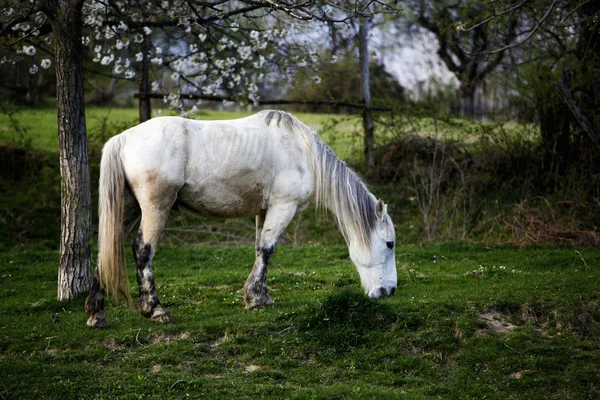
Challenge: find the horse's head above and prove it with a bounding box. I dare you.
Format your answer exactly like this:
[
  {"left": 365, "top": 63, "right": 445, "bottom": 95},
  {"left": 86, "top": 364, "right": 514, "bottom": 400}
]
[{"left": 349, "top": 199, "right": 397, "bottom": 299}]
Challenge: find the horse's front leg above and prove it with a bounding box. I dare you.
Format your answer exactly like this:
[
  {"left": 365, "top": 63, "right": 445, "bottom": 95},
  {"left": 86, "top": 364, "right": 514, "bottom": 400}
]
[{"left": 244, "top": 202, "right": 297, "bottom": 310}]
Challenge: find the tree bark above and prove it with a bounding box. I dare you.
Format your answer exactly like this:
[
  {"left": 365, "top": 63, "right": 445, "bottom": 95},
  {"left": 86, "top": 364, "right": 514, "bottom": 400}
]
[
  {"left": 139, "top": 34, "right": 152, "bottom": 123},
  {"left": 48, "top": 0, "right": 93, "bottom": 301},
  {"left": 358, "top": 17, "right": 375, "bottom": 170}
]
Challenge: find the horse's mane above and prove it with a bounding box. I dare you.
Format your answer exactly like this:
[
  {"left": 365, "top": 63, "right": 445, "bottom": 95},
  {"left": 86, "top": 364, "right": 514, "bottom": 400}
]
[{"left": 261, "top": 110, "right": 376, "bottom": 250}]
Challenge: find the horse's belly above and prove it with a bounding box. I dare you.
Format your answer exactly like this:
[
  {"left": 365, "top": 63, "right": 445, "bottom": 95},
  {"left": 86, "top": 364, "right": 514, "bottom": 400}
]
[{"left": 176, "top": 181, "right": 264, "bottom": 218}]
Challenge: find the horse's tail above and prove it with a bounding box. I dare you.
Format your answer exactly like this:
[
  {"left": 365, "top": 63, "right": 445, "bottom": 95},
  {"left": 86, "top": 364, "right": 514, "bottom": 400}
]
[{"left": 97, "top": 135, "right": 132, "bottom": 307}]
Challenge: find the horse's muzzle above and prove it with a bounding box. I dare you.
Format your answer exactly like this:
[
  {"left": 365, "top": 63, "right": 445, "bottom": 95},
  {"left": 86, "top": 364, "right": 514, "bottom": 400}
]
[{"left": 368, "top": 286, "right": 396, "bottom": 299}]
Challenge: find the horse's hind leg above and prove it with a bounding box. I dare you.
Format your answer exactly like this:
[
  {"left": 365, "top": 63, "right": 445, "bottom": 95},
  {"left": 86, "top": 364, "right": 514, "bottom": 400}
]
[
  {"left": 244, "top": 202, "right": 297, "bottom": 310},
  {"left": 134, "top": 186, "right": 180, "bottom": 323},
  {"left": 86, "top": 188, "right": 140, "bottom": 329},
  {"left": 85, "top": 272, "right": 110, "bottom": 329}
]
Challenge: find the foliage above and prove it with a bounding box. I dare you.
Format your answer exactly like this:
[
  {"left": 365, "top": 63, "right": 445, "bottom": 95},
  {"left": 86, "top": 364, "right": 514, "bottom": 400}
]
[
  {"left": 1, "top": 244, "right": 600, "bottom": 398},
  {"left": 287, "top": 53, "right": 404, "bottom": 113},
  {"left": 371, "top": 104, "right": 599, "bottom": 244}
]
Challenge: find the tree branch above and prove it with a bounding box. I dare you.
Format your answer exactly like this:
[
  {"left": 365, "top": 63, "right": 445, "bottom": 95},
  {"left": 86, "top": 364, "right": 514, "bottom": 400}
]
[
  {"left": 465, "top": 0, "right": 559, "bottom": 56},
  {"left": 0, "top": 0, "right": 47, "bottom": 38},
  {"left": 555, "top": 74, "right": 600, "bottom": 150},
  {"left": 459, "top": 0, "right": 527, "bottom": 33}
]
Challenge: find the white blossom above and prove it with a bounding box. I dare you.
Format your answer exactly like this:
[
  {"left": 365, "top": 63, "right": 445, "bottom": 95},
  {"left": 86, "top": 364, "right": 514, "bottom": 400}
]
[
  {"left": 143, "top": 26, "right": 152, "bottom": 35},
  {"left": 40, "top": 59, "right": 52, "bottom": 69},
  {"left": 34, "top": 13, "right": 45, "bottom": 25},
  {"left": 124, "top": 69, "right": 136, "bottom": 79},
  {"left": 22, "top": 45, "right": 36, "bottom": 56},
  {"left": 237, "top": 46, "right": 252, "bottom": 60},
  {"left": 198, "top": 33, "right": 207, "bottom": 42},
  {"left": 100, "top": 54, "right": 114, "bottom": 65},
  {"left": 150, "top": 57, "right": 163, "bottom": 65},
  {"left": 253, "top": 55, "right": 265, "bottom": 69},
  {"left": 171, "top": 72, "right": 180, "bottom": 80},
  {"left": 135, "top": 52, "right": 144, "bottom": 62},
  {"left": 104, "top": 26, "right": 116, "bottom": 40},
  {"left": 29, "top": 64, "right": 38, "bottom": 74}
]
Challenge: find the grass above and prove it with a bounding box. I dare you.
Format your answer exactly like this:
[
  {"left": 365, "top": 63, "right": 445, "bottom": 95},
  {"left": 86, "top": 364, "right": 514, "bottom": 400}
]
[{"left": 1, "top": 243, "right": 599, "bottom": 399}]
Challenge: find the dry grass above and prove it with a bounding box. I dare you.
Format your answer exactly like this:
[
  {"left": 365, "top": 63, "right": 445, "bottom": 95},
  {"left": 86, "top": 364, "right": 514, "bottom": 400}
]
[{"left": 501, "top": 199, "right": 599, "bottom": 247}]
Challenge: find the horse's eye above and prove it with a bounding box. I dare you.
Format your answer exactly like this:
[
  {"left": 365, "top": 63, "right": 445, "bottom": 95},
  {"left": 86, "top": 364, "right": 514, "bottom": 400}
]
[{"left": 386, "top": 241, "right": 394, "bottom": 249}]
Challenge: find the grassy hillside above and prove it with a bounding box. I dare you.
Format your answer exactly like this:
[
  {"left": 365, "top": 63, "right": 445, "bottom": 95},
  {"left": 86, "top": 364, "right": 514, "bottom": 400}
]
[{"left": 1, "top": 243, "right": 599, "bottom": 399}]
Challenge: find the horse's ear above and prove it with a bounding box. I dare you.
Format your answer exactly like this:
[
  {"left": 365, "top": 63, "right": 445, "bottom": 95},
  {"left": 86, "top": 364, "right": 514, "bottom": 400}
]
[{"left": 375, "top": 199, "right": 387, "bottom": 222}]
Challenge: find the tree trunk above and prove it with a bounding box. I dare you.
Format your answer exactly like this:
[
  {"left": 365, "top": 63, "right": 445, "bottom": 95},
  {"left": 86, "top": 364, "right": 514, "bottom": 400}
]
[
  {"left": 458, "top": 82, "right": 476, "bottom": 119},
  {"left": 48, "top": 0, "right": 93, "bottom": 301},
  {"left": 358, "top": 17, "right": 375, "bottom": 170},
  {"left": 139, "top": 34, "right": 152, "bottom": 123}
]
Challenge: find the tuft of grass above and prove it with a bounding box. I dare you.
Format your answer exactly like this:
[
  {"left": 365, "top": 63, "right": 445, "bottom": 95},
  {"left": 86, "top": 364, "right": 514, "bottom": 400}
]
[{"left": 300, "top": 288, "right": 397, "bottom": 352}]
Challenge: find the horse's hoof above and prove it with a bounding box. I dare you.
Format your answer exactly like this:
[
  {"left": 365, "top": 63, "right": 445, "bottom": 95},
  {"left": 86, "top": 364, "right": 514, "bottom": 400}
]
[
  {"left": 87, "top": 315, "right": 110, "bottom": 329},
  {"left": 151, "top": 306, "right": 173, "bottom": 323},
  {"left": 244, "top": 294, "right": 274, "bottom": 310}
]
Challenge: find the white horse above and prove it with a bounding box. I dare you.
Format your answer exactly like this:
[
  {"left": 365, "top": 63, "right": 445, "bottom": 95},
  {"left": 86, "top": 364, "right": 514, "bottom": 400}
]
[{"left": 85, "top": 110, "right": 397, "bottom": 328}]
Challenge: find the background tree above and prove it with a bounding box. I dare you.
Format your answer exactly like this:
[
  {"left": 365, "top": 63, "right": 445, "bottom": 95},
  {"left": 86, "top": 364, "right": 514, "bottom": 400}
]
[
  {"left": 402, "top": 0, "right": 519, "bottom": 117},
  {"left": 459, "top": 0, "right": 599, "bottom": 183}
]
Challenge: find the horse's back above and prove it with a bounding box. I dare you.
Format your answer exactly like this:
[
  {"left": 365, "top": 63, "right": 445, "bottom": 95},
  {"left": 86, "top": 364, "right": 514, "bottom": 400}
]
[{"left": 116, "top": 113, "right": 315, "bottom": 218}]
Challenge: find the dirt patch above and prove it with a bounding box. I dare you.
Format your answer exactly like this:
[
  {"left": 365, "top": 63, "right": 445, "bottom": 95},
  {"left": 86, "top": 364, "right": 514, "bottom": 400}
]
[
  {"left": 151, "top": 331, "right": 191, "bottom": 344},
  {"left": 478, "top": 310, "right": 518, "bottom": 334},
  {"left": 244, "top": 364, "right": 261, "bottom": 373},
  {"left": 149, "top": 364, "right": 162, "bottom": 373},
  {"left": 103, "top": 338, "right": 124, "bottom": 350}
]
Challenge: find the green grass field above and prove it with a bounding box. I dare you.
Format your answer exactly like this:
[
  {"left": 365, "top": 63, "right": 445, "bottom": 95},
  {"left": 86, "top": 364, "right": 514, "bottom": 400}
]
[{"left": 1, "top": 243, "right": 599, "bottom": 399}]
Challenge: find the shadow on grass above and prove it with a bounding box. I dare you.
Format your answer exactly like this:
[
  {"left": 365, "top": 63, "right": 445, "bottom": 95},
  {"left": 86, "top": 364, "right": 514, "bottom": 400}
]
[{"left": 299, "top": 288, "right": 398, "bottom": 352}]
